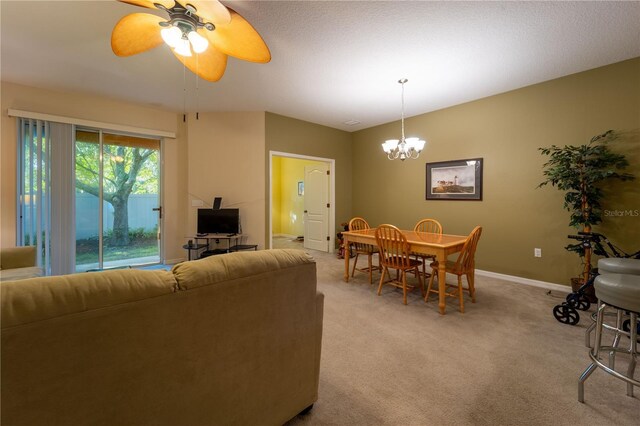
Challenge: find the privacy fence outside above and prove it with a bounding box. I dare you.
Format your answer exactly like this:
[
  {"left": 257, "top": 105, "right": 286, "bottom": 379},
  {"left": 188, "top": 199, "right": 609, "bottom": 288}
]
[{"left": 22, "top": 193, "right": 158, "bottom": 239}]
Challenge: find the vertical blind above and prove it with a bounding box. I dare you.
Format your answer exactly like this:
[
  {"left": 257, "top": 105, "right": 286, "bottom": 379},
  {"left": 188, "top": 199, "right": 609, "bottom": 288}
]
[
  {"left": 17, "top": 118, "right": 75, "bottom": 275},
  {"left": 17, "top": 119, "right": 50, "bottom": 272}
]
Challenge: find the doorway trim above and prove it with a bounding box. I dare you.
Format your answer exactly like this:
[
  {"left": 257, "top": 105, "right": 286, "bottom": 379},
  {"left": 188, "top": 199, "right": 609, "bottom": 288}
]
[{"left": 268, "top": 151, "right": 335, "bottom": 253}]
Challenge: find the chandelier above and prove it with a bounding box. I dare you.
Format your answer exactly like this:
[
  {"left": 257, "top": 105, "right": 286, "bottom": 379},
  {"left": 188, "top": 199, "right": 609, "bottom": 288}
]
[{"left": 381, "top": 79, "right": 426, "bottom": 161}]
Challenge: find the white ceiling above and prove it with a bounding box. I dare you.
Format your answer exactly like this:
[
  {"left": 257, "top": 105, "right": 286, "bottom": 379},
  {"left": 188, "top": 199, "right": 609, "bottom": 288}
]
[{"left": 1, "top": 1, "right": 639, "bottom": 132}]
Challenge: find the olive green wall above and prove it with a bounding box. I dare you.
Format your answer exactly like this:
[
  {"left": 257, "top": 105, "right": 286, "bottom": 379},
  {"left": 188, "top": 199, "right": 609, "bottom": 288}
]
[
  {"left": 265, "top": 113, "right": 352, "bottom": 247},
  {"left": 351, "top": 58, "right": 640, "bottom": 285}
]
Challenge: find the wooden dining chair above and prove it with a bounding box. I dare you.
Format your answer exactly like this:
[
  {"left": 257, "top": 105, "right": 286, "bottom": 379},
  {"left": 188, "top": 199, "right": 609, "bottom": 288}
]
[
  {"left": 412, "top": 218, "right": 443, "bottom": 282},
  {"left": 348, "top": 217, "right": 381, "bottom": 284},
  {"left": 375, "top": 224, "right": 423, "bottom": 305},
  {"left": 424, "top": 226, "right": 482, "bottom": 313}
]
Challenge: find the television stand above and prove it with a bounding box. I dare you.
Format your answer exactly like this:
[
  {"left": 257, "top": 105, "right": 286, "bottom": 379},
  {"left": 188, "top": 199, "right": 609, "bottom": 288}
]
[
  {"left": 194, "top": 233, "right": 242, "bottom": 255},
  {"left": 186, "top": 234, "right": 259, "bottom": 259},
  {"left": 182, "top": 243, "right": 209, "bottom": 261}
]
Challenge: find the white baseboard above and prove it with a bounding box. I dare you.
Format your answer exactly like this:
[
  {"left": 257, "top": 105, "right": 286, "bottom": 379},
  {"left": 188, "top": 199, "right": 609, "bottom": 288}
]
[{"left": 475, "top": 269, "right": 569, "bottom": 292}]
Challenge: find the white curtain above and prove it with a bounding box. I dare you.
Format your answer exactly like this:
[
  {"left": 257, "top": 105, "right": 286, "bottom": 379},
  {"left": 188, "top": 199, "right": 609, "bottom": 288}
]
[{"left": 17, "top": 119, "right": 75, "bottom": 275}]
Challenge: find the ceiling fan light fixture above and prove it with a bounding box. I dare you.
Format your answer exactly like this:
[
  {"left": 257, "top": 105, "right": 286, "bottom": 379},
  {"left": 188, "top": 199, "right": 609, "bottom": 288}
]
[
  {"left": 187, "top": 30, "right": 209, "bottom": 53},
  {"left": 174, "top": 38, "right": 193, "bottom": 57},
  {"left": 161, "top": 26, "right": 182, "bottom": 48},
  {"left": 112, "top": 0, "right": 271, "bottom": 81}
]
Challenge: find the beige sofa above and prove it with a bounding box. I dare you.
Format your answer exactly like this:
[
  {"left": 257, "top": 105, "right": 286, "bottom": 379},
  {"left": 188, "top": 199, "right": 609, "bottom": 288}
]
[
  {"left": 0, "top": 246, "right": 43, "bottom": 281},
  {"left": 1, "top": 249, "right": 324, "bottom": 426}
]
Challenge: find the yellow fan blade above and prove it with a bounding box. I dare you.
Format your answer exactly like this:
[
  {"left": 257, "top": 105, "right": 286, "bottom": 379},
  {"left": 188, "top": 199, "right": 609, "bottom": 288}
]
[
  {"left": 176, "top": 0, "right": 231, "bottom": 25},
  {"left": 204, "top": 8, "right": 271, "bottom": 63},
  {"left": 171, "top": 45, "right": 228, "bottom": 82},
  {"left": 118, "top": 0, "right": 175, "bottom": 9},
  {"left": 111, "top": 13, "right": 164, "bottom": 57}
]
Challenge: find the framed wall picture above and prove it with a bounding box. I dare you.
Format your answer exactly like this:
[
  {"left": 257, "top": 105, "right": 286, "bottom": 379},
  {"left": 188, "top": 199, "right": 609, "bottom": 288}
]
[
  {"left": 425, "top": 158, "right": 483, "bottom": 200},
  {"left": 298, "top": 181, "right": 304, "bottom": 196}
]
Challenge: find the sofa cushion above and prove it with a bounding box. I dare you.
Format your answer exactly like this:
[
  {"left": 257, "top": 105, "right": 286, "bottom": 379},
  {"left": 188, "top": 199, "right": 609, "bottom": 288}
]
[
  {"left": 0, "top": 266, "right": 44, "bottom": 282},
  {"left": 0, "top": 246, "right": 37, "bottom": 269},
  {"left": 1, "top": 269, "right": 178, "bottom": 328},
  {"left": 171, "top": 248, "right": 315, "bottom": 290}
]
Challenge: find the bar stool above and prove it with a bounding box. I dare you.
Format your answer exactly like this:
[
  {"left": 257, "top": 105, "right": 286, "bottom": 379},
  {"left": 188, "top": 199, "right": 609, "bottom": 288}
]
[
  {"left": 578, "top": 269, "right": 640, "bottom": 402},
  {"left": 584, "top": 258, "right": 640, "bottom": 347},
  {"left": 597, "top": 258, "right": 640, "bottom": 275}
]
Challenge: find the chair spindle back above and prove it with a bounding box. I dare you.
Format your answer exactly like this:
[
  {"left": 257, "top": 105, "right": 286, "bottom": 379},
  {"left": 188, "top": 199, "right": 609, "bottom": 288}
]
[
  {"left": 454, "top": 226, "right": 483, "bottom": 273},
  {"left": 349, "top": 217, "right": 374, "bottom": 253},
  {"left": 375, "top": 224, "right": 413, "bottom": 269},
  {"left": 414, "top": 218, "right": 443, "bottom": 235}
]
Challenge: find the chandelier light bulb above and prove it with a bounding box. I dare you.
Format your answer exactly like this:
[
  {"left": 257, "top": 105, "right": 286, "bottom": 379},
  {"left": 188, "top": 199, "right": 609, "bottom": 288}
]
[
  {"left": 161, "top": 26, "right": 182, "bottom": 48},
  {"left": 187, "top": 30, "right": 209, "bottom": 53},
  {"left": 382, "top": 139, "right": 399, "bottom": 154},
  {"left": 405, "top": 137, "right": 418, "bottom": 149}
]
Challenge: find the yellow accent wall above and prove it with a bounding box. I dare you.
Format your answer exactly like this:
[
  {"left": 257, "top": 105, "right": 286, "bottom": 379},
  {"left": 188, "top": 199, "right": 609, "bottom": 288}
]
[
  {"left": 351, "top": 58, "right": 640, "bottom": 285},
  {"left": 272, "top": 157, "right": 326, "bottom": 237},
  {"left": 271, "top": 156, "right": 282, "bottom": 235}
]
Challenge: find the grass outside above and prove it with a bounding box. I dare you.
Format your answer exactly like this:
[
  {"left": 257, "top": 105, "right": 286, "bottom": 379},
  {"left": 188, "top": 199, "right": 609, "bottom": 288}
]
[{"left": 76, "top": 237, "right": 158, "bottom": 265}]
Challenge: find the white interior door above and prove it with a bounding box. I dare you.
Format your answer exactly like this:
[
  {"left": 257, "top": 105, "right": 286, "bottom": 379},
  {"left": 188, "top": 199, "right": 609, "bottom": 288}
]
[{"left": 303, "top": 164, "right": 329, "bottom": 252}]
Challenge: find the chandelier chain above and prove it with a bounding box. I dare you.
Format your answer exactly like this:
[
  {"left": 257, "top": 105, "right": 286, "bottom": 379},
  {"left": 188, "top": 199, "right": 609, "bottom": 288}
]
[{"left": 400, "top": 80, "right": 406, "bottom": 142}]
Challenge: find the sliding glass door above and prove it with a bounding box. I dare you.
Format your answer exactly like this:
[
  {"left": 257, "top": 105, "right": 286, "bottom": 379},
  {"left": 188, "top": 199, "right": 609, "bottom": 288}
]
[{"left": 75, "top": 129, "right": 161, "bottom": 271}]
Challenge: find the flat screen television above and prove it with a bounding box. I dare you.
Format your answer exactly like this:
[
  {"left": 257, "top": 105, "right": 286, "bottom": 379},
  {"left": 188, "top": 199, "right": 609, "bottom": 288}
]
[{"left": 197, "top": 208, "right": 240, "bottom": 234}]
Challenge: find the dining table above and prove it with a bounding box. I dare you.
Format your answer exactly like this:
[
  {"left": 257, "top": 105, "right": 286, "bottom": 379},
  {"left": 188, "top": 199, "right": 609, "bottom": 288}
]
[{"left": 341, "top": 228, "right": 469, "bottom": 315}]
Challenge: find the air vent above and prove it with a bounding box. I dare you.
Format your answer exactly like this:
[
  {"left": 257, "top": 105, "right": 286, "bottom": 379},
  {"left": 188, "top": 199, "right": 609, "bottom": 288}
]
[{"left": 343, "top": 120, "right": 361, "bottom": 126}]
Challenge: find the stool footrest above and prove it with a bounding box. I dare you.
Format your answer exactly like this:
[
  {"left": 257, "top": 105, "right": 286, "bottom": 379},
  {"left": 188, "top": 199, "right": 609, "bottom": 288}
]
[
  {"left": 578, "top": 301, "right": 638, "bottom": 402},
  {"left": 587, "top": 351, "right": 640, "bottom": 388}
]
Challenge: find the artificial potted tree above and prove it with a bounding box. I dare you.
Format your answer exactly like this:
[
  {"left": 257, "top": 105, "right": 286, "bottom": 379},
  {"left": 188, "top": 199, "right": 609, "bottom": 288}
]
[{"left": 538, "top": 130, "right": 635, "bottom": 289}]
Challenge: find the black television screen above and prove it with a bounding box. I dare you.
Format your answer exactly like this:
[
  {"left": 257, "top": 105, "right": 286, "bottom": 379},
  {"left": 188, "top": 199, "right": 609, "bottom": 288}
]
[{"left": 197, "top": 208, "right": 240, "bottom": 234}]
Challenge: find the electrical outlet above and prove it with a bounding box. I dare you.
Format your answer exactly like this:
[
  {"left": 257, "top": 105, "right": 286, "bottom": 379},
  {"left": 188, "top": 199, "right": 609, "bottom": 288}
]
[{"left": 534, "top": 248, "right": 542, "bottom": 258}]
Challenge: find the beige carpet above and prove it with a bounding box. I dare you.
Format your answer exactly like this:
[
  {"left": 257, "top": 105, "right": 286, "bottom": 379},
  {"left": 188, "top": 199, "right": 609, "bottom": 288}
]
[{"left": 286, "top": 249, "right": 639, "bottom": 426}]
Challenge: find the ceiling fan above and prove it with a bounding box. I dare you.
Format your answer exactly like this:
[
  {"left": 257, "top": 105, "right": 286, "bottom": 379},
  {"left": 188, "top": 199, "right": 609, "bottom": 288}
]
[{"left": 111, "top": 0, "right": 271, "bottom": 82}]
